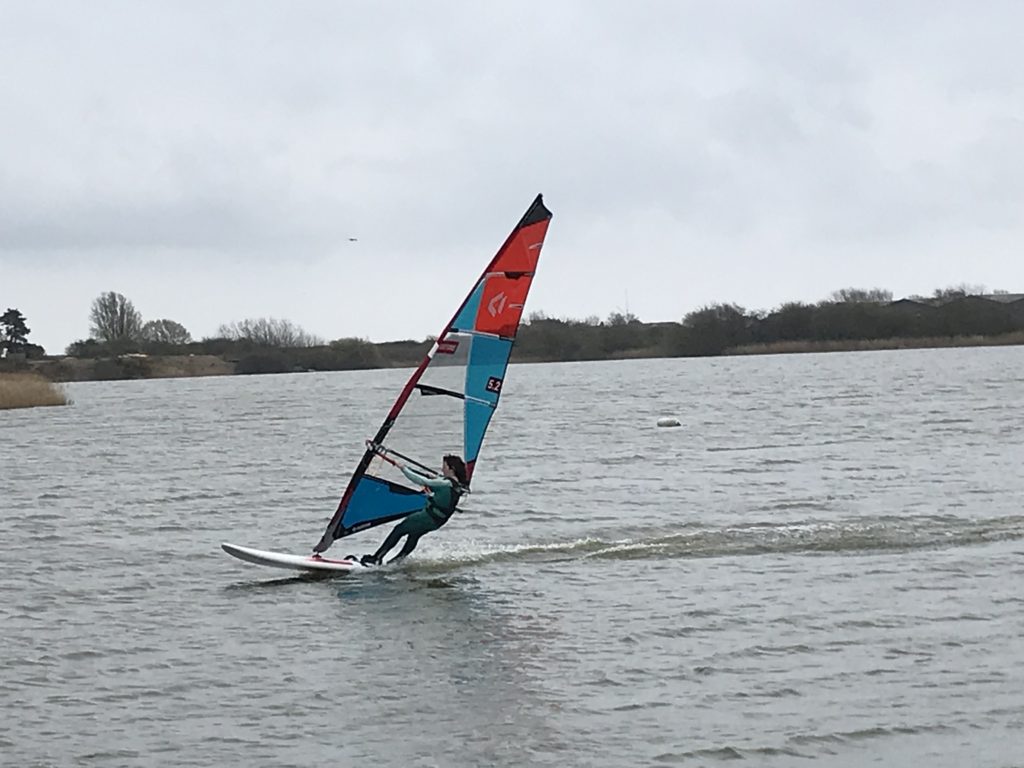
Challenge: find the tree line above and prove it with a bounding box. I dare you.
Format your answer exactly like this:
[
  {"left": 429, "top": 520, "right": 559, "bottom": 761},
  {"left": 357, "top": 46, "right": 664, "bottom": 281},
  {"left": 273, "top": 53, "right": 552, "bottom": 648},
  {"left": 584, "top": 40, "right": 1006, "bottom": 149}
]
[
  {"left": 56, "top": 292, "right": 383, "bottom": 373},
  {"left": 515, "top": 286, "right": 1024, "bottom": 361},
  {"left": 3, "top": 284, "right": 1022, "bottom": 372}
]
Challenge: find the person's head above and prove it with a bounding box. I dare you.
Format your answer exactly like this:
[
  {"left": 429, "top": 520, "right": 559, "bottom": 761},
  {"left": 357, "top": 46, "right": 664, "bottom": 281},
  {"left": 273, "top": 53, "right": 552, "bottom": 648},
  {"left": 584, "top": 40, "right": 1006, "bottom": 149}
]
[{"left": 442, "top": 454, "right": 468, "bottom": 486}]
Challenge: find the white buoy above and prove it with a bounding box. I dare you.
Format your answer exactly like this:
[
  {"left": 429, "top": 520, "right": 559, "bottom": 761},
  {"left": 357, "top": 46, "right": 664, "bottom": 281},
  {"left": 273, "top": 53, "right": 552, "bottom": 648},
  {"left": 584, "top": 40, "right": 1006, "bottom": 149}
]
[{"left": 657, "top": 417, "right": 681, "bottom": 428}]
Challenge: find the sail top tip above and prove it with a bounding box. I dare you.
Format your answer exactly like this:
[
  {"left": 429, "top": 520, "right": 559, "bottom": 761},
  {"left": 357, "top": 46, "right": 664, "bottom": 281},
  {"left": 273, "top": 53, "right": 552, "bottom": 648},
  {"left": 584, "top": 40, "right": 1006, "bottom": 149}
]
[{"left": 521, "top": 194, "right": 552, "bottom": 227}]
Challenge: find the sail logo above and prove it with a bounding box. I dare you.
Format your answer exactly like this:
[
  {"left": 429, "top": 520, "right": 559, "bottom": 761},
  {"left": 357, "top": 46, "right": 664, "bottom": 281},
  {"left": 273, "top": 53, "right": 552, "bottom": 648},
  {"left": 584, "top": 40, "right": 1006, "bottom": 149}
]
[
  {"left": 488, "top": 292, "right": 507, "bottom": 317},
  {"left": 486, "top": 376, "right": 503, "bottom": 393},
  {"left": 437, "top": 339, "right": 459, "bottom": 354}
]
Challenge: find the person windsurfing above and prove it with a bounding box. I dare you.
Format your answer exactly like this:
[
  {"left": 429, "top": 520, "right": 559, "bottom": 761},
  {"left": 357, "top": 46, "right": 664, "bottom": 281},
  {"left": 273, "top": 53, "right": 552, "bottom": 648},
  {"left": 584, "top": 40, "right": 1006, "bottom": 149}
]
[{"left": 359, "top": 448, "right": 468, "bottom": 566}]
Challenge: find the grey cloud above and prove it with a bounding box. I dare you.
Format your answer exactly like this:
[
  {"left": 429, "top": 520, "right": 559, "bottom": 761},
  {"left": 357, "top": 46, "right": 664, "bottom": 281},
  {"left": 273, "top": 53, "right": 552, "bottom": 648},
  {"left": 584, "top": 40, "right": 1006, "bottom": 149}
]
[{"left": 3, "top": 0, "right": 1024, "bottom": 353}]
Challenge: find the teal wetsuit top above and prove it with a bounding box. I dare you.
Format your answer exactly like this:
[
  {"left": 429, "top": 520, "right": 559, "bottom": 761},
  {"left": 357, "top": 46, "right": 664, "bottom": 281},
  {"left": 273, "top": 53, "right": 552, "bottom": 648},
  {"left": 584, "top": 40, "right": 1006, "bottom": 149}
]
[{"left": 401, "top": 466, "right": 461, "bottom": 521}]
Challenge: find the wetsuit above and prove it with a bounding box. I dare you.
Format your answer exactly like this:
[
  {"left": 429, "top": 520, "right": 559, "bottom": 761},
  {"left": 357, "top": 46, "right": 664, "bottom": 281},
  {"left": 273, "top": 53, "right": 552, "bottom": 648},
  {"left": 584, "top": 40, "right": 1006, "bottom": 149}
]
[{"left": 368, "top": 466, "right": 461, "bottom": 563}]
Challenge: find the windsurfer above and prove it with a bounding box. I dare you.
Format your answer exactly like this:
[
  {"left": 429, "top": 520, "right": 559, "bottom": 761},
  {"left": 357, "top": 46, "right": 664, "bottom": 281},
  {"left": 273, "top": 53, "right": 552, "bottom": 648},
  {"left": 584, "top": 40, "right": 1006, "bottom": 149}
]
[{"left": 360, "top": 453, "right": 468, "bottom": 566}]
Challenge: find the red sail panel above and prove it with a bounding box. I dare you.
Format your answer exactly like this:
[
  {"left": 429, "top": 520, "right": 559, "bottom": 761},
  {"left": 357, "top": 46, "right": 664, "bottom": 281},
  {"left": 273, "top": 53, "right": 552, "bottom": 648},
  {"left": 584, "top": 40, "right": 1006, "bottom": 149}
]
[
  {"left": 491, "top": 219, "right": 550, "bottom": 273},
  {"left": 474, "top": 273, "right": 534, "bottom": 338}
]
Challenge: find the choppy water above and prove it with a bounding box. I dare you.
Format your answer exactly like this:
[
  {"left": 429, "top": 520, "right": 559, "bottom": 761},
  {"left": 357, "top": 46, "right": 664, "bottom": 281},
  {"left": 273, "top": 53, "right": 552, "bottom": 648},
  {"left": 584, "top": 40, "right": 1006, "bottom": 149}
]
[{"left": 3, "top": 348, "right": 1024, "bottom": 767}]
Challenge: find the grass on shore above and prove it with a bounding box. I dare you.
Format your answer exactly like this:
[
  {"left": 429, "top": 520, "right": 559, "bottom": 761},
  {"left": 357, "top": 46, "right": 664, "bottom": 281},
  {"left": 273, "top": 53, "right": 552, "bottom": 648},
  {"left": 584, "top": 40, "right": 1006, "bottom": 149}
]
[
  {"left": 727, "top": 331, "right": 1024, "bottom": 356},
  {"left": 0, "top": 372, "right": 71, "bottom": 410}
]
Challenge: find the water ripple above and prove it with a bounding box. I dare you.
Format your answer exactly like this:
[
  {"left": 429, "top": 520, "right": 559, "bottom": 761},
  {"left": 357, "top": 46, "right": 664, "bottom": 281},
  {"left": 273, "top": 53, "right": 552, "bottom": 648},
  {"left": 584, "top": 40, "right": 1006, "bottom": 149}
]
[{"left": 3, "top": 352, "right": 1024, "bottom": 767}]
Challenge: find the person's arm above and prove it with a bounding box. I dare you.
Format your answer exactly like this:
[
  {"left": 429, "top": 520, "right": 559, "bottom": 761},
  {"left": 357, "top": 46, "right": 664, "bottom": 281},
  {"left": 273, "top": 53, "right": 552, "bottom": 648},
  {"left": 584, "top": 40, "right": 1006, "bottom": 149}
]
[{"left": 400, "top": 465, "right": 450, "bottom": 490}]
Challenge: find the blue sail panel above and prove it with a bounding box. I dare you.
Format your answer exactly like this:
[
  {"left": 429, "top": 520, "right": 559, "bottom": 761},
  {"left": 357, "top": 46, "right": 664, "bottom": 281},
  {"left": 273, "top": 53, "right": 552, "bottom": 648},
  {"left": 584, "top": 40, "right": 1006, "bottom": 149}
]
[
  {"left": 452, "top": 280, "right": 486, "bottom": 332},
  {"left": 340, "top": 475, "right": 425, "bottom": 533},
  {"left": 465, "top": 400, "right": 496, "bottom": 464},
  {"left": 463, "top": 334, "right": 513, "bottom": 462},
  {"left": 465, "top": 334, "right": 512, "bottom": 404}
]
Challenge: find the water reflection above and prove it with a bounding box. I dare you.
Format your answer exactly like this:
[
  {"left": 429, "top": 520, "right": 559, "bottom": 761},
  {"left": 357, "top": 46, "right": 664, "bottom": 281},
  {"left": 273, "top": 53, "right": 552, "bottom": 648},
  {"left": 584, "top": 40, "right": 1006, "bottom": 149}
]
[{"left": 327, "top": 569, "right": 570, "bottom": 766}]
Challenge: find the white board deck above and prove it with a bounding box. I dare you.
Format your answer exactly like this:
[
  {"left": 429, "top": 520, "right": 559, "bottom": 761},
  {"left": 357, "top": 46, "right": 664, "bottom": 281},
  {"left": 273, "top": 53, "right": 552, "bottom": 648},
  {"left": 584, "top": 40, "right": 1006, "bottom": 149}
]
[{"left": 221, "top": 542, "right": 364, "bottom": 573}]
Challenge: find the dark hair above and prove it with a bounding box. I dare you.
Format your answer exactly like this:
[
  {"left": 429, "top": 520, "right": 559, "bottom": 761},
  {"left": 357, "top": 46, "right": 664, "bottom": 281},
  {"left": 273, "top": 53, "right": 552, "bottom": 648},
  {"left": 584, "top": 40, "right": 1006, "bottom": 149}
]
[{"left": 443, "top": 454, "right": 468, "bottom": 486}]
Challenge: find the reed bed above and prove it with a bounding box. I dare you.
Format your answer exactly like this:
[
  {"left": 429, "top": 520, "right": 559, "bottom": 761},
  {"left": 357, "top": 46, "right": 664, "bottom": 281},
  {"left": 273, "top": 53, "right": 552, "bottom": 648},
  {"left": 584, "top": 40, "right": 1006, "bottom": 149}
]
[
  {"left": 727, "top": 332, "right": 1024, "bottom": 357},
  {"left": 0, "top": 372, "right": 71, "bottom": 410}
]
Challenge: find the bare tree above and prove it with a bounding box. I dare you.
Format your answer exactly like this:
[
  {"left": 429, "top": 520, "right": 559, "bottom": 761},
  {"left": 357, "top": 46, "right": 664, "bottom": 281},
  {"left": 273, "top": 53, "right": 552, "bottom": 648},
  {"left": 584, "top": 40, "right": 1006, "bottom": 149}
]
[
  {"left": 680, "top": 303, "right": 751, "bottom": 355},
  {"left": 606, "top": 310, "right": 640, "bottom": 326},
  {"left": 683, "top": 303, "right": 747, "bottom": 328},
  {"left": 89, "top": 292, "right": 143, "bottom": 343},
  {"left": 932, "top": 284, "right": 987, "bottom": 302},
  {"left": 141, "top": 319, "right": 192, "bottom": 344},
  {"left": 216, "top": 317, "right": 323, "bottom": 347},
  {"left": 828, "top": 287, "right": 893, "bottom": 304}
]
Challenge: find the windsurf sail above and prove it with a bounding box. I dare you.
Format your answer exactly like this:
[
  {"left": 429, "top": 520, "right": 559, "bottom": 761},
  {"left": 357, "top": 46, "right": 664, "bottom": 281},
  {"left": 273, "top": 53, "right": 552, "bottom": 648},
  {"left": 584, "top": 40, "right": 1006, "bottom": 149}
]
[{"left": 313, "top": 194, "right": 553, "bottom": 553}]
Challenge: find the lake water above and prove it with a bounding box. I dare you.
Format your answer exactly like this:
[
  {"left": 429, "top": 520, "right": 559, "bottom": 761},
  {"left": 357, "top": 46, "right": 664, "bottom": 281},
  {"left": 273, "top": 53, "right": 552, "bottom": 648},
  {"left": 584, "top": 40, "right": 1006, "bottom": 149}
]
[{"left": 2, "top": 348, "right": 1023, "bottom": 767}]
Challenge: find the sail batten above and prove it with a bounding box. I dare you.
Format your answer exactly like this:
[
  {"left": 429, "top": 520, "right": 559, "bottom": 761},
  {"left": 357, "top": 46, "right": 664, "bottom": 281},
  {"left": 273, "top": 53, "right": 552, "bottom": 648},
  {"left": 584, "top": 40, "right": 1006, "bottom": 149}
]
[{"left": 313, "top": 195, "right": 552, "bottom": 553}]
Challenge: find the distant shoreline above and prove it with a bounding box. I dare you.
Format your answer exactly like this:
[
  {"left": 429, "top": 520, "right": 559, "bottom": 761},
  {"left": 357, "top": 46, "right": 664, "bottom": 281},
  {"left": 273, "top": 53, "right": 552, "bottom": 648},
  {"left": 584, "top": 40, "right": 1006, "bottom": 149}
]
[
  {"left": 726, "top": 331, "right": 1024, "bottom": 356},
  {"left": 4, "top": 331, "right": 1022, "bottom": 384}
]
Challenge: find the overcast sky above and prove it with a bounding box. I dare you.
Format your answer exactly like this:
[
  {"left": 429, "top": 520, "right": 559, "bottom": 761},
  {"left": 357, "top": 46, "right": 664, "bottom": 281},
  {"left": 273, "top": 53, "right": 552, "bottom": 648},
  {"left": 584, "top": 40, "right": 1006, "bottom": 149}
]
[{"left": 2, "top": 1, "right": 1023, "bottom": 353}]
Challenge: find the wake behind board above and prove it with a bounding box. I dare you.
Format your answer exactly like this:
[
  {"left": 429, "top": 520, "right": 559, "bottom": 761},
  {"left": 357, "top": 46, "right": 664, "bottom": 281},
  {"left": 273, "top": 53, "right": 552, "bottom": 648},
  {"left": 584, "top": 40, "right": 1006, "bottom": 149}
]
[{"left": 221, "top": 542, "right": 366, "bottom": 573}]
